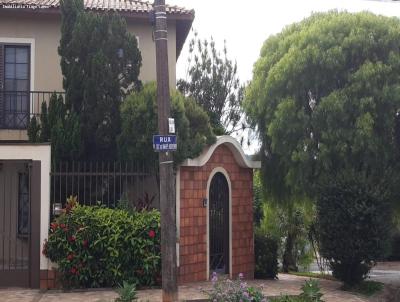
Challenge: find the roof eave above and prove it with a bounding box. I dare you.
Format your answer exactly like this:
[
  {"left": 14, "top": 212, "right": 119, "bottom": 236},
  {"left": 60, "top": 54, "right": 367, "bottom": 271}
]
[
  {"left": 0, "top": 6, "right": 194, "bottom": 60},
  {"left": 175, "top": 12, "right": 194, "bottom": 60}
]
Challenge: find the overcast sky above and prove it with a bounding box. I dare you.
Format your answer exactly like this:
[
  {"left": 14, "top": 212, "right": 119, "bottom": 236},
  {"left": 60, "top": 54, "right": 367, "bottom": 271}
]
[{"left": 173, "top": 0, "right": 400, "bottom": 83}]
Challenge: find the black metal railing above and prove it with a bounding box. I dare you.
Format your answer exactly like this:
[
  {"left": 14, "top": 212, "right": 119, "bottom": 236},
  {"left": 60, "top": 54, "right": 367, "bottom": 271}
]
[
  {"left": 0, "top": 91, "right": 65, "bottom": 130},
  {"left": 50, "top": 161, "right": 160, "bottom": 210}
]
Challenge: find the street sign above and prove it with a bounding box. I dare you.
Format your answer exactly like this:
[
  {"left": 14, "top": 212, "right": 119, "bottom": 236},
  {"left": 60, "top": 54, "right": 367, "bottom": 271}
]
[{"left": 153, "top": 135, "right": 177, "bottom": 152}]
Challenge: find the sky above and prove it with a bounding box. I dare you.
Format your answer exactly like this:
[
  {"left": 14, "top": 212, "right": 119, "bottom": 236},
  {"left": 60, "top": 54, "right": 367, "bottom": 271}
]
[
  {"left": 171, "top": 0, "right": 400, "bottom": 153},
  {"left": 173, "top": 0, "right": 400, "bottom": 82}
]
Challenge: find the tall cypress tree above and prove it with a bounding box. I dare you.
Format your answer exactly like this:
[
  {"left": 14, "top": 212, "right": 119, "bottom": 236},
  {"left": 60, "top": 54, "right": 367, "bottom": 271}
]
[
  {"left": 59, "top": 0, "right": 142, "bottom": 159},
  {"left": 59, "top": 0, "right": 84, "bottom": 113}
]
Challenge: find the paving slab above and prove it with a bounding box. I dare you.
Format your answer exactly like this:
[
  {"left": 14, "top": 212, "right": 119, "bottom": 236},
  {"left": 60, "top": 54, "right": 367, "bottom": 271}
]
[{"left": 0, "top": 274, "right": 374, "bottom": 302}]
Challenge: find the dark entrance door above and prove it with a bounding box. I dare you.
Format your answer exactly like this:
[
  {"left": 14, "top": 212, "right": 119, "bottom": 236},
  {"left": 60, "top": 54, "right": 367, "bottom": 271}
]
[
  {"left": 0, "top": 161, "right": 31, "bottom": 287},
  {"left": 209, "top": 172, "right": 229, "bottom": 274}
]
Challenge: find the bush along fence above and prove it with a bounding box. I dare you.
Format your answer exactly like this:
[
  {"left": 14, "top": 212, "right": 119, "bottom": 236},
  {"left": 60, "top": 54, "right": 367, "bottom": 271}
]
[
  {"left": 50, "top": 160, "right": 159, "bottom": 212},
  {"left": 43, "top": 197, "right": 161, "bottom": 289}
]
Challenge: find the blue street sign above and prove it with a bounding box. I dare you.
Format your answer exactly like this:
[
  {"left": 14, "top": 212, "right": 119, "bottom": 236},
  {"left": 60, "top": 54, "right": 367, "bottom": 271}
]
[{"left": 153, "top": 135, "right": 177, "bottom": 152}]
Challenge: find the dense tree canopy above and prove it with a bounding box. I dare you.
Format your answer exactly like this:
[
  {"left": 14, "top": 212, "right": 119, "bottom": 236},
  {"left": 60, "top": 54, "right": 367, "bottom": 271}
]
[
  {"left": 118, "top": 83, "right": 216, "bottom": 166},
  {"left": 178, "top": 32, "right": 245, "bottom": 137},
  {"left": 59, "top": 0, "right": 142, "bottom": 159},
  {"left": 245, "top": 11, "right": 400, "bottom": 201}
]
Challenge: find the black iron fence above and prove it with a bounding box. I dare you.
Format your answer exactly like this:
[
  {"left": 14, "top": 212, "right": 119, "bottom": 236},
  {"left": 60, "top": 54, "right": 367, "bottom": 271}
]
[
  {"left": 50, "top": 161, "right": 159, "bottom": 210},
  {"left": 0, "top": 91, "right": 65, "bottom": 129}
]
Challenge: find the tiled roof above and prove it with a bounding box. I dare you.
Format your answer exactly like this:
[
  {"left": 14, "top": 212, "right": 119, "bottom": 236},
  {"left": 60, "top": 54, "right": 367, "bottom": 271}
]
[{"left": 0, "top": 0, "right": 193, "bottom": 16}]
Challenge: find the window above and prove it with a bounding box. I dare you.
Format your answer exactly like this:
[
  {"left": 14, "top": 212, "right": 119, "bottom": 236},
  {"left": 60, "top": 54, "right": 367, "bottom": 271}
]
[
  {"left": 5, "top": 46, "right": 30, "bottom": 92},
  {"left": 18, "top": 171, "right": 30, "bottom": 236},
  {"left": 1, "top": 44, "right": 30, "bottom": 128}
]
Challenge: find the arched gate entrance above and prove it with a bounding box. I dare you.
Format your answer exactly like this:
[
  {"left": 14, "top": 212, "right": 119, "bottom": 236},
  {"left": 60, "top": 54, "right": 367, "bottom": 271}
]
[{"left": 209, "top": 172, "right": 229, "bottom": 274}]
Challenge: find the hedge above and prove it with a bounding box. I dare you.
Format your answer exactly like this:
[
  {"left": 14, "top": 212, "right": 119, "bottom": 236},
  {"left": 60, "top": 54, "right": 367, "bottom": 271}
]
[{"left": 43, "top": 198, "right": 161, "bottom": 288}]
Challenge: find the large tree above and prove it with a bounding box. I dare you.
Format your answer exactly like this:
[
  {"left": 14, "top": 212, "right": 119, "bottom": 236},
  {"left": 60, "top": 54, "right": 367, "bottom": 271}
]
[
  {"left": 245, "top": 11, "right": 400, "bottom": 276},
  {"left": 178, "top": 32, "right": 245, "bottom": 138},
  {"left": 245, "top": 11, "right": 400, "bottom": 202},
  {"left": 117, "top": 82, "right": 216, "bottom": 166},
  {"left": 59, "top": 0, "right": 142, "bottom": 160}
]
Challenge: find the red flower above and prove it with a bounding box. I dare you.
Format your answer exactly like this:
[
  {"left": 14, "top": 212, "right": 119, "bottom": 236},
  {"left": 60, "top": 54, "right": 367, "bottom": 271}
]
[
  {"left": 148, "top": 230, "right": 156, "bottom": 238},
  {"left": 67, "top": 253, "right": 74, "bottom": 261},
  {"left": 82, "top": 239, "right": 89, "bottom": 248},
  {"left": 60, "top": 223, "right": 66, "bottom": 229},
  {"left": 50, "top": 223, "right": 58, "bottom": 231},
  {"left": 70, "top": 267, "right": 77, "bottom": 275},
  {"left": 68, "top": 236, "right": 76, "bottom": 243}
]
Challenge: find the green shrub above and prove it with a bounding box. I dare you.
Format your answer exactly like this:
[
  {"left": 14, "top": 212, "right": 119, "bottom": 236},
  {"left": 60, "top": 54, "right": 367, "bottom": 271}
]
[
  {"left": 271, "top": 279, "right": 324, "bottom": 302},
  {"left": 115, "top": 281, "right": 138, "bottom": 302},
  {"left": 254, "top": 231, "right": 279, "bottom": 279},
  {"left": 43, "top": 198, "right": 160, "bottom": 288},
  {"left": 317, "top": 175, "right": 391, "bottom": 287},
  {"left": 253, "top": 171, "right": 264, "bottom": 227},
  {"left": 300, "top": 279, "right": 323, "bottom": 302},
  {"left": 28, "top": 93, "right": 81, "bottom": 160},
  {"left": 27, "top": 115, "right": 40, "bottom": 142}
]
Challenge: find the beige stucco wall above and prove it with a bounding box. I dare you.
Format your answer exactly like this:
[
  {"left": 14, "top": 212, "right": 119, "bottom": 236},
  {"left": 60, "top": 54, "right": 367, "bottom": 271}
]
[
  {"left": 0, "top": 11, "right": 177, "bottom": 90},
  {"left": 127, "top": 19, "right": 177, "bottom": 88},
  {"left": 0, "top": 10, "right": 177, "bottom": 141}
]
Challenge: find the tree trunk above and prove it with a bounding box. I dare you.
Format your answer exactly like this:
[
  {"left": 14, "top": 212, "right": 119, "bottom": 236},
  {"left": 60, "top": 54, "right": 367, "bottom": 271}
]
[{"left": 282, "top": 232, "right": 298, "bottom": 273}]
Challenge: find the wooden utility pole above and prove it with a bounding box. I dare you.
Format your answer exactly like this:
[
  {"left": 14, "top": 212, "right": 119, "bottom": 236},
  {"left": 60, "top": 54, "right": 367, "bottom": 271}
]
[{"left": 154, "top": 1, "right": 178, "bottom": 301}]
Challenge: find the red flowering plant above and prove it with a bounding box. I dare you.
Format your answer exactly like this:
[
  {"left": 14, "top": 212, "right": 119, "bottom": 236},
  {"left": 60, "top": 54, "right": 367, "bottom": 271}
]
[
  {"left": 148, "top": 230, "right": 156, "bottom": 238},
  {"left": 44, "top": 196, "right": 161, "bottom": 289}
]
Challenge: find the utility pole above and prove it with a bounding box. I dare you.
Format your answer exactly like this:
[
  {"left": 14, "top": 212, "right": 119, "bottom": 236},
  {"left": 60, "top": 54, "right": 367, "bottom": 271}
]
[{"left": 153, "top": 1, "right": 178, "bottom": 301}]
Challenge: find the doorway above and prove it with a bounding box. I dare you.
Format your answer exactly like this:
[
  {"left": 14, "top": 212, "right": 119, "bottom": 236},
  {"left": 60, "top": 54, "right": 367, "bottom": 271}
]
[
  {"left": 0, "top": 161, "right": 32, "bottom": 287},
  {"left": 209, "top": 172, "right": 230, "bottom": 275}
]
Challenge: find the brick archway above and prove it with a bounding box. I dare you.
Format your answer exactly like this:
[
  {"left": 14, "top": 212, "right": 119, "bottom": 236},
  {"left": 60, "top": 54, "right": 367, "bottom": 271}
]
[{"left": 177, "top": 136, "right": 260, "bottom": 284}]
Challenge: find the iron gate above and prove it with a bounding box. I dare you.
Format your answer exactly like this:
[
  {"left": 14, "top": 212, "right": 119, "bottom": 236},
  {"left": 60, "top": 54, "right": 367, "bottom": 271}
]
[
  {"left": 0, "top": 161, "right": 31, "bottom": 287},
  {"left": 209, "top": 172, "right": 229, "bottom": 274}
]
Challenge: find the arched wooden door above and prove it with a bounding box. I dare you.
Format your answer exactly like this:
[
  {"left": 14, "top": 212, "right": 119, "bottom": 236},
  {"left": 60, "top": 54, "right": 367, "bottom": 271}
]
[{"left": 209, "top": 172, "right": 229, "bottom": 274}]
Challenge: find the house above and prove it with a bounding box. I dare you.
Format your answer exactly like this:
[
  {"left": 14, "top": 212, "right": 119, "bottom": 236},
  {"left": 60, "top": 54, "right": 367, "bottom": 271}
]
[
  {"left": 0, "top": 0, "right": 193, "bottom": 141},
  {"left": 0, "top": 0, "right": 194, "bottom": 288}
]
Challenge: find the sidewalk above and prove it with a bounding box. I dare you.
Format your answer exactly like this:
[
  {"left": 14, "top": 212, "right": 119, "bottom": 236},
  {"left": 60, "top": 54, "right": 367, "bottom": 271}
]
[{"left": 0, "top": 274, "right": 374, "bottom": 302}]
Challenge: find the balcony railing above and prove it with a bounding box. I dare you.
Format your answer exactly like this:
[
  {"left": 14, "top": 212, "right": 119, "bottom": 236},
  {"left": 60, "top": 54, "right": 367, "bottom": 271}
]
[{"left": 0, "top": 91, "right": 65, "bottom": 130}]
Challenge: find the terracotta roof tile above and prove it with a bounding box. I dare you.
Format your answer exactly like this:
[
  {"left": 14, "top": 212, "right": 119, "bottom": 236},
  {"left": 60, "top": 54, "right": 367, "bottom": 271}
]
[{"left": 0, "top": 0, "right": 194, "bottom": 16}]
